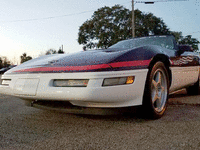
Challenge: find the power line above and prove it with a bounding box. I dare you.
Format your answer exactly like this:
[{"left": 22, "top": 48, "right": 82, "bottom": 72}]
[
  {"left": 0, "top": 10, "right": 95, "bottom": 23},
  {"left": 0, "top": 1, "right": 132, "bottom": 23},
  {"left": 188, "top": 31, "right": 200, "bottom": 34},
  {"left": 134, "top": 0, "right": 188, "bottom": 4},
  {"left": 0, "top": 0, "right": 191, "bottom": 23}
]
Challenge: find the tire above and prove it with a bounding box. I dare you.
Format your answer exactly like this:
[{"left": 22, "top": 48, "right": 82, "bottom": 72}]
[
  {"left": 186, "top": 77, "right": 200, "bottom": 95},
  {"left": 143, "top": 61, "right": 170, "bottom": 119}
]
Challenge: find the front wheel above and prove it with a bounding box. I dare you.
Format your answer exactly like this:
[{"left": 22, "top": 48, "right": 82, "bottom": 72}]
[{"left": 143, "top": 62, "right": 170, "bottom": 119}]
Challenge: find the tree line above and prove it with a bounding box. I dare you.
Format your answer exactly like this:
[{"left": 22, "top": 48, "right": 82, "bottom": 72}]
[
  {"left": 20, "top": 48, "right": 65, "bottom": 64},
  {"left": 0, "top": 48, "right": 65, "bottom": 69},
  {"left": 78, "top": 5, "right": 199, "bottom": 51}
]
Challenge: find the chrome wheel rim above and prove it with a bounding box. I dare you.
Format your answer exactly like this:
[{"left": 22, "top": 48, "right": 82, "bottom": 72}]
[{"left": 151, "top": 69, "right": 168, "bottom": 113}]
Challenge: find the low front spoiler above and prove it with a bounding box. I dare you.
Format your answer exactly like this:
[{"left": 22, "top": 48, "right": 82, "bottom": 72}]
[{"left": 26, "top": 100, "right": 140, "bottom": 115}]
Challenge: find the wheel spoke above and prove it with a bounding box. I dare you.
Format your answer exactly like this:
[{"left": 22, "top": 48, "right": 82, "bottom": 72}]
[
  {"left": 152, "top": 80, "right": 157, "bottom": 89},
  {"left": 155, "top": 97, "right": 161, "bottom": 108},
  {"left": 157, "top": 71, "right": 162, "bottom": 85},
  {"left": 152, "top": 92, "right": 158, "bottom": 103},
  {"left": 161, "top": 86, "right": 165, "bottom": 93}
]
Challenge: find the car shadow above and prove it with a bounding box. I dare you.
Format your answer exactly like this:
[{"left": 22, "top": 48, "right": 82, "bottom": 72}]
[
  {"left": 73, "top": 106, "right": 156, "bottom": 122},
  {"left": 169, "top": 88, "right": 188, "bottom": 98}
]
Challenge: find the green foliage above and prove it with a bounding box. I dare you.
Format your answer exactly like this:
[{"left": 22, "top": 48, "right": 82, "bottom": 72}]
[
  {"left": 78, "top": 5, "right": 170, "bottom": 49},
  {"left": 179, "top": 35, "right": 199, "bottom": 51},
  {"left": 58, "top": 48, "right": 65, "bottom": 54},
  {"left": 45, "top": 49, "right": 65, "bottom": 55},
  {"left": 135, "top": 10, "right": 170, "bottom": 37},
  {"left": 170, "top": 31, "right": 183, "bottom": 42},
  {"left": 78, "top": 5, "right": 132, "bottom": 49},
  {"left": 20, "top": 53, "right": 32, "bottom": 64},
  {"left": 45, "top": 49, "right": 57, "bottom": 55},
  {"left": 0, "top": 57, "right": 11, "bottom": 69},
  {"left": 171, "top": 31, "right": 199, "bottom": 51},
  {"left": 78, "top": 5, "right": 199, "bottom": 51}
]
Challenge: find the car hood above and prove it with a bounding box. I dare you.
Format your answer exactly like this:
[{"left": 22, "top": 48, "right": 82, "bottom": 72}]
[{"left": 6, "top": 48, "right": 153, "bottom": 74}]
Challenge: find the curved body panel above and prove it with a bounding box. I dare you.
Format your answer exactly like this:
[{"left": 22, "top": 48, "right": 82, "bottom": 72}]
[{"left": 0, "top": 35, "right": 199, "bottom": 112}]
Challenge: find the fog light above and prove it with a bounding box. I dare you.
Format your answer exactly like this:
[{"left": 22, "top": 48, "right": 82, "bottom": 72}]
[
  {"left": 102, "top": 76, "right": 135, "bottom": 86},
  {"left": 53, "top": 79, "right": 89, "bottom": 87}
]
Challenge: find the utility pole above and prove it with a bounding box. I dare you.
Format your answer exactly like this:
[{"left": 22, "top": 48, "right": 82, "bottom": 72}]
[
  {"left": 131, "top": 0, "right": 186, "bottom": 38},
  {"left": 132, "top": 0, "right": 135, "bottom": 38}
]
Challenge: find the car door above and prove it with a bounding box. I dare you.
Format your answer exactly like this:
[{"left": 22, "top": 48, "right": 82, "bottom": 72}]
[{"left": 169, "top": 46, "right": 199, "bottom": 92}]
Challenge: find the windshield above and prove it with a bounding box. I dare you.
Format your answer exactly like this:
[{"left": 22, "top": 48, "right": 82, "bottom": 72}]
[{"left": 109, "top": 36, "right": 175, "bottom": 50}]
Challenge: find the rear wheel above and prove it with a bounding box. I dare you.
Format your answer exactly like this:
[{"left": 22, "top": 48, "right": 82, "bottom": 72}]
[{"left": 143, "top": 62, "right": 169, "bottom": 119}]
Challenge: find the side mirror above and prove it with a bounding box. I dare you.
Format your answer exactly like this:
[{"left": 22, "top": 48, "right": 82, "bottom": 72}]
[{"left": 177, "top": 45, "right": 193, "bottom": 55}]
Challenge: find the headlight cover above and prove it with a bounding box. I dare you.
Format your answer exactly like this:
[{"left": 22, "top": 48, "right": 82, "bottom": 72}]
[
  {"left": 53, "top": 79, "right": 89, "bottom": 87},
  {"left": 102, "top": 76, "right": 135, "bottom": 86}
]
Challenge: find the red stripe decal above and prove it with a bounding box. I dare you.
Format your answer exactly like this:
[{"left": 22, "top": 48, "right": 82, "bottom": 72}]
[
  {"left": 14, "top": 64, "right": 111, "bottom": 73},
  {"left": 14, "top": 60, "right": 151, "bottom": 73},
  {"left": 109, "top": 60, "right": 151, "bottom": 68}
]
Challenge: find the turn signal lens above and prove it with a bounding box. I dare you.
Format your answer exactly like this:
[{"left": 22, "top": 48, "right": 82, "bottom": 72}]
[
  {"left": 53, "top": 79, "right": 89, "bottom": 87},
  {"left": 102, "top": 76, "right": 135, "bottom": 86},
  {"left": 126, "top": 76, "right": 135, "bottom": 84}
]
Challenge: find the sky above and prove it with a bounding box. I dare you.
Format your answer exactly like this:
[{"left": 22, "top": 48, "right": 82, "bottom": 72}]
[{"left": 0, "top": 0, "right": 199, "bottom": 64}]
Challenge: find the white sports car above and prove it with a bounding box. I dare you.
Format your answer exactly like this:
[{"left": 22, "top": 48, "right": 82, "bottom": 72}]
[{"left": 0, "top": 35, "right": 199, "bottom": 118}]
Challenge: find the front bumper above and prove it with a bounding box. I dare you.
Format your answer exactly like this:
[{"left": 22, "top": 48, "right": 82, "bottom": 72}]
[{"left": 0, "top": 69, "right": 148, "bottom": 108}]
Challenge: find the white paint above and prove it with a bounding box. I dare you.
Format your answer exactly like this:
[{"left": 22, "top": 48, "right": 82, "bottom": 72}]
[
  {"left": 0, "top": 69, "right": 148, "bottom": 107},
  {"left": 169, "top": 66, "right": 199, "bottom": 92}
]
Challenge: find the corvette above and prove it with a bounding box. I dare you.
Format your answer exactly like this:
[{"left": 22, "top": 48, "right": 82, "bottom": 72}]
[{"left": 0, "top": 35, "right": 199, "bottom": 118}]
